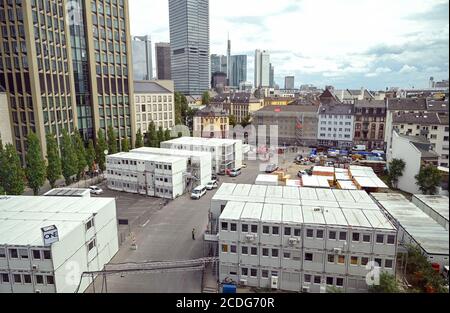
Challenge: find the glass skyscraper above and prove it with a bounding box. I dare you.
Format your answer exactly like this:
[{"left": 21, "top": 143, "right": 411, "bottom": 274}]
[
  {"left": 229, "top": 55, "right": 247, "bottom": 88},
  {"left": 169, "top": 0, "right": 210, "bottom": 95},
  {"left": 132, "top": 35, "right": 153, "bottom": 81}
]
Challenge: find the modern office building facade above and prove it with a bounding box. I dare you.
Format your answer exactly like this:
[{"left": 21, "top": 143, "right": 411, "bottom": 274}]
[
  {"left": 229, "top": 55, "right": 247, "bottom": 88},
  {"left": 169, "top": 0, "right": 210, "bottom": 95},
  {"left": 0, "top": 0, "right": 135, "bottom": 162},
  {"left": 254, "top": 50, "right": 270, "bottom": 88},
  {"left": 155, "top": 42, "right": 171, "bottom": 80},
  {"left": 132, "top": 35, "right": 153, "bottom": 81},
  {"left": 211, "top": 54, "right": 227, "bottom": 76},
  {"left": 285, "top": 76, "right": 295, "bottom": 90}
]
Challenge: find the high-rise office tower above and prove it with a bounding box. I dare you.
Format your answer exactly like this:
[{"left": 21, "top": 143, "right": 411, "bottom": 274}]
[
  {"left": 229, "top": 55, "right": 247, "bottom": 88},
  {"left": 169, "top": 0, "right": 210, "bottom": 95},
  {"left": 211, "top": 54, "right": 227, "bottom": 75},
  {"left": 132, "top": 35, "right": 153, "bottom": 80},
  {"left": 155, "top": 42, "right": 172, "bottom": 80},
  {"left": 285, "top": 76, "right": 295, "bottom": 90},
  {"left": 0, "top": 0, "right": 135, "bottom": 163},
  {"left": 254, "top": 50, "right": 270, "bottom": 88},
  {"left": 269, "top": 63, "right": 275, "bottom": 88},
  {"left": 227, "top": 36, "right": 231, "bottom": 82}
]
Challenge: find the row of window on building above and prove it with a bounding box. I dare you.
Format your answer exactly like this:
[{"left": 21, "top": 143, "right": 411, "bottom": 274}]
[
  {"left": 135, "top": 95, "right": 173, "bottom": 104},
  {"left": 0, "top": 272, "right": 54, "bottom": 286},
  {"left": 0, "top": 248, "right": 51, "bottom": 261}
]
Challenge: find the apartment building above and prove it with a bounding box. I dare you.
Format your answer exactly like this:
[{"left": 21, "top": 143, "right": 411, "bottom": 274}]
[
  {"left": 0, "top": 196, "right": 118, "bottom": 293},
  {"left": 161, "top": 137, "right": 243, "bottom": 174},
  {"left": 391, "top": 112, "right": 449, "bottom": 167},
  {"left": 0, "top": 88, "right": 13, "bottom": 144},
  {"left": 211, "top": 93, "right": 264, "bottom": 124},
  {"left": 253, "top": 105, "right": 319, "bottom": 147},
  {"left": 0, "top": 0, "right": 135, "bottom": 162},
  {"left": 193, "top": 105, "right": 230, "bottom": 139},
  {"left": 134, "top": 81, "right": 175, "bottom": 133},
  {"left": 211, "top": 184, "right": 397, "bottom": 293},
  {"left": 353, "top": 100, "right": 387, "bottom": 150},
  {"left": 106, "top": 152, "right": 188, "bottom": 199},
  {"left": 318, "top": 104, "right": 355, "bottom": 149},
  {"left": 131, "top": 147, "right": 212, "bottom": 186}
]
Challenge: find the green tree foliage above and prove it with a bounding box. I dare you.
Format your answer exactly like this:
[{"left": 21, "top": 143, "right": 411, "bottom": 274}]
[
  {"left": 146, "top": 121, "right": 157, "bottom": 147},
  {"left": 135, "top": 129, "right": 144, "bottom": 148},
  {"left": 46, "top": 133, "right": 62, "bottom": 189},
  {"left": 388, "top": 158, "right": 406, "bottom": 189},
  {"left": 175, "top": 92, "right": 189, "bottom": 125},
  {"left": 164, "top": 129, "right": 172, "bottom": 141},
  {"left": 369, "top": 272, "right": 401, "bottom": 293},
  {"left": 85, "top": 140, "right": 96, "bottom": 173},
  {"left": 107, "top": 125, "right": 118, "bottom": 155},
  {"left": 202, "top": 91, "right": 211, "bottom": 105},
  {"left": 156, "top": 126, "right": 165, "bottom": 147},
  {"left": 1, "top": 144, "right": 25, "bottom": 195},
  {"left": 60, "top": 129, "right": 78, "bottom": 185},
  {"left": 25, "top": 132, "right": 46, "bottom": 195},
  {"left": 122, "top": 137, "right": 130, "bottom": 152},
  {"left": 177, "top": 132, "right": 183, "bottom": 138},
  {"left": 72, "top": 129, "right": 87, "bottom": 180},
  {"left": 415, "top": 165, "right": 443, "bottom": 195},
  {"left": 95, "top": 129, "right": 108, "bottom": 172},
  {"left": 240, "top": 115, "right": 252, "bottom": 128},
  {"left": 405, "top": 245, "right": 448, "bottom": 293},
  {"left": 229, "top": 115, "right": 237, "bottom": 127}
]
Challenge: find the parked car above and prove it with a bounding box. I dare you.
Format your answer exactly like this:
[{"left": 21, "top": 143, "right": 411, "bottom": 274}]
[
  {"left": 241, "top": 164, "right": 248, "bottom": 169},
  {"left": 297, "top": 170, "right": 308, "bottom": 178},
  {"left": 89, "top": 186, "right": 103, "bottom": 195},
  {"left": 206, "top": 180, "right": 219, "bottom": 190},
  {"left": 229, "top": 168, "right": 242, "bottom": 177},
  {"left": 191, "top": 185, "right": 207, "bottom": 200},
  {"left": 211, "top": 174, "right": 218, "bottom": 181},
  {"left": 265, "top": 164, "right": 279, "bottom": 173}
]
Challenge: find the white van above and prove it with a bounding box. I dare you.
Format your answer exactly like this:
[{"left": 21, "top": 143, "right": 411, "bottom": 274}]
[{"left": 191, "top": 185, "right": 207, "bottom": 200}]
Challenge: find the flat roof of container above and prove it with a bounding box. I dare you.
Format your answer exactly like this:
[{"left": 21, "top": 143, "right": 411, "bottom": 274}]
[
  {"left": 108, "top": 152, "right": 186, "bottom": 164},
  {"left": 349, "top": 190, "right": 375, "bottom": 203},
  {"left": 332, "top": 190, "right": 356, "bottom": 203},
  {"left": 163, "top": 137, "right": 241, "bottom": 147},
  {"left": 337, "top": 180, "right": 358, "bottom": 190},
  {"left": 248, "top": 185, "right": 268, "bottom": 198},
  {"left": 354, "top": 176, "right": 389, "bottom": 189},
  {"left": 240, "top": 202, "right": 264, "bottom": 221},
  {"left": 43, "top": 188, "right": 90, "bottom": 197},
  {"left": 372, "top": 193, "right": 449, "bottom": 255},
  {"left": 131, "top": 147, "right": 212, "bottom": 158},
  {"left": 323, "top": 207, "right": 349, "bottom": 227},
  {"left": 282, "top": 205, "right": 303, "bottom": 224},
  {"left": 335, "top": 173, "right": 351, "bottom": 180},
  {"left": 282, "top": 187, "right": 301, "bottom": 200},
  {"left": 0, "top": 196, "right": 115, "bottom": 246},
  {"left": 255, "top": 174, "right": 279, "bottom": 183},
  {"left": 266, "top": 186, "right": 284, "bottom": 198},
  {"left": 313, "top": 166, "right": 335, "bottom": 174},
  {"left": 261, "top": 204, "right": 283, "bottom": 223},
  {"left": 219, "top": 202, "right": 245, "bottom": 221},
  {"left": 341, "top": 209, "right": 373, "bottom": 229},
  {"left": 413, "top": 195, "right": 449, "bottom": 221},
  {"left": 302, "top": 176, "right": 331, "bottom": 188}
]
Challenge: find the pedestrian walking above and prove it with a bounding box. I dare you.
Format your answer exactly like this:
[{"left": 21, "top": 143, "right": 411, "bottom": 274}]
[{"left": 192, "top": 228, "right": 196, "bottom": 240}]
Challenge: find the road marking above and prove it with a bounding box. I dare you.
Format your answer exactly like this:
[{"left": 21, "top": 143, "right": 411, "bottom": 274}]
[{"left": 141, "top": 219, "right": 151, "bottom": 228}]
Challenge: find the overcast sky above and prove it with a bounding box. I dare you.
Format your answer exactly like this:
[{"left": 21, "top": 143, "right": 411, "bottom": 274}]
[{"left": 130, "top": 0, "right": 449, "bottom": 90}]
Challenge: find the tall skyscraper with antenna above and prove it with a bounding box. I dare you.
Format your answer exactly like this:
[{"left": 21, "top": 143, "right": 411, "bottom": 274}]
[{"left": 227, "top": 34, "right": 231, "bottom": 84}]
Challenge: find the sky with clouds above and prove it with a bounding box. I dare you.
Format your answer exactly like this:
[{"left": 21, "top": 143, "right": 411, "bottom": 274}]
[{"left": 130, "top": 0, "right": 449, "bottom": 90}]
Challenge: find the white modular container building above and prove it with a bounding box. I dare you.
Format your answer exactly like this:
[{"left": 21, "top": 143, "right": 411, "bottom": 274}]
[
  {"left": 372, "top": 193, "right": 449, "bottom": 272},
  {"left": 161, "top": 137, "right": 243, "bottom": 174},
  {"left": 255, "top": 175, "right": 279, "bottom": 186},
  {"left": 215, "top": 184, "right": 398, "bottom": 293},
  {"left": 412, "top": 195, "right": 449, "bottom": 231},
  {"left": 0, "top": 196, "right": 118, "bottom": 293},
  {"left": 43, "top": 189, "right": 91, "bottom": 198},
  {"left": 131, "top": 147, "right": 213, "bottom": 186},
  {"left": 106, "top": 152, "right": 187, "bottom": 199}
]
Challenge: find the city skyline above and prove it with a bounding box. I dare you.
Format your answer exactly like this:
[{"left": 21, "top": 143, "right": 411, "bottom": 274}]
[{"left": 130, "top": 0, "right": 449, "bottom": 90}]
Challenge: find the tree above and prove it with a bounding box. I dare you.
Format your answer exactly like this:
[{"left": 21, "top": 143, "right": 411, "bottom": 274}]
[
  {"left": 72, "top": 129, "right": 87, "bottom": 181},
  {"left": 202, "top": 91, "right": 210, "bottom": 105},
  {"left": 369, "top": 272, "right": 401, "bottom": 293},
  {"left": 175, "top": 92, "right": 189, "bottom": 125},
  {"left": 1, "top": 144, "right": 25, "bottom": 195},
  {"left": 60, "top": 129, "right": 78, "bottom": 185},
  {"left": 388, "top": 158, "right": 406, "bottom": 189},
  {"left": 177, "top": 132, "right": 183, "bottom": 138},
  {"left": 85, "top": 140, "right": 96, "bottom": 173},
  {"left": 46, "top": 133, "right": 62, "bottom": 189},
  {"left": 415, "top": 165, "right": 443, "bottom": 195},
  {"left": 164, "top": 129, "right": 172, "bottom": 141},
  {"left": 240, "top": 115, "right": 252, "bottom": 128},
  {"left": 95, "top": 129, "right": 108, "bottom": 172},
  {"left": 146, "top": 121, "right": 157, "bottom": 147},
  {"left": 156, "top": 126, "right": 165, "bottom": 147},
  {"left": 107, "top": 125, "right": 118, "bottom": 155},
  {"left": 135, "top": 129, "right": 144, "bottom": 148},
  {"left": 122, "top": 137, "right": 130, "bottom": 152},
  {"left": 229, "top": 115, "right": 237, "bottom": 127},
  {"left": 25, "top": 132, "right": 46, "bottom": 195}
]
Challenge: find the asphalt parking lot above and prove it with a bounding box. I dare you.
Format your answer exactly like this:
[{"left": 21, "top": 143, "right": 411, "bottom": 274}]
[{"left": 86, "top": 156, "right": 262, "bottom": 293}]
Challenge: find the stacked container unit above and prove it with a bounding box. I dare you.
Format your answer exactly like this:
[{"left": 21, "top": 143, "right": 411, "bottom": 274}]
[
  {"left": 106, "top": 153, "right": 187, "bottom": 199},
  {"left": 0, "top": 196, "right": 118, "bottom": 293},
  {"left": 131, "top": 147, "right": 213, "bottom": 187},
  {"left": 412, "top": 195, "right": 449, "bottom": 231}
]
